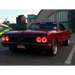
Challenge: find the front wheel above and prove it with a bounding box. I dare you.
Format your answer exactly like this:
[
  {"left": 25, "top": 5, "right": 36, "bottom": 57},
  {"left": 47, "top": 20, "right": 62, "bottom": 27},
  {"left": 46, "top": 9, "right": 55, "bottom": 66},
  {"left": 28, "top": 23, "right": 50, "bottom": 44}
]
[{"left": 47, "top": 39, "right": 58, "bottom": 56}]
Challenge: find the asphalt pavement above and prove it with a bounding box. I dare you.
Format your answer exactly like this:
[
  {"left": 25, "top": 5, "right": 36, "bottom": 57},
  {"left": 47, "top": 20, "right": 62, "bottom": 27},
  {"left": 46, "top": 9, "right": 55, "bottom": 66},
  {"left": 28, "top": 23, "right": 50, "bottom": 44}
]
[{"left": 70, "top": 34, "right": 75, "bottom": 43}]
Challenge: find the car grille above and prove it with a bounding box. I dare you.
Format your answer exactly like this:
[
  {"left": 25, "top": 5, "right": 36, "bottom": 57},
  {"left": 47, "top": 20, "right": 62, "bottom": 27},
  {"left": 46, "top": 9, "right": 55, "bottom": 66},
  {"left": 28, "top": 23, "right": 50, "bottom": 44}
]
[{"left": 9, "top": 36, "right": 36, "bottom": 43}]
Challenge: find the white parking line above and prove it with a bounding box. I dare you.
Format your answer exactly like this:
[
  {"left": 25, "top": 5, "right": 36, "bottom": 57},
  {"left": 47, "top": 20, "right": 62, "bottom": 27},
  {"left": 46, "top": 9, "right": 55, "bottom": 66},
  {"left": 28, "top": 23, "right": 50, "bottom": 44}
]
[
  {"left": 65, "top": 45, "right": 75, "bottom": 64},
  {"left": 0, "top": 48, "right": 9, "bottom": 51}
]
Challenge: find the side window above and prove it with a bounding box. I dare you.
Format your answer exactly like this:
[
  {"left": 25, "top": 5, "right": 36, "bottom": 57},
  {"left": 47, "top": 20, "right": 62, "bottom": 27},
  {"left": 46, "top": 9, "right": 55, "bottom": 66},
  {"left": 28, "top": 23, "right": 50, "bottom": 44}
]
[{"left": 59, "top": 24, "right": 65, "bottom": 30}]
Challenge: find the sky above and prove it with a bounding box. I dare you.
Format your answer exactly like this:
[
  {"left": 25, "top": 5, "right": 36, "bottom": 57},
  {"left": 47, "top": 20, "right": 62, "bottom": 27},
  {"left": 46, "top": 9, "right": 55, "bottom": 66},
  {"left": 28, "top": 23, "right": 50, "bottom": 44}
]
[{"left": 0, "top": 9, "right": 41, "bottom": 23}]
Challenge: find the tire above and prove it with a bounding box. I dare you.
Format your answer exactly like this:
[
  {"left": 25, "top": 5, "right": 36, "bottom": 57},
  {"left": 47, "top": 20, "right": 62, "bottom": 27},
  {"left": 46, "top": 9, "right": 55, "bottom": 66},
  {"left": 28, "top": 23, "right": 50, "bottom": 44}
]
[
  {"left": 47, "top": 39, "right": 58, "bottom": 56},
  {"left": 9, "top": 47, "right": 20, "bottom": 53},
  {"left": 63, "top": 38, "right": 70, "bottom": 46}
]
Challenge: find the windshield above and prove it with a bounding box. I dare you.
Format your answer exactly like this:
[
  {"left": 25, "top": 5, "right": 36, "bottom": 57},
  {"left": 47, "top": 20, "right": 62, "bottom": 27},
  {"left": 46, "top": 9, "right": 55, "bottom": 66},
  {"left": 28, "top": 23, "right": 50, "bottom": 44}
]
[{"left": 27, "top": 22, "right": 57, "bottom": 30}]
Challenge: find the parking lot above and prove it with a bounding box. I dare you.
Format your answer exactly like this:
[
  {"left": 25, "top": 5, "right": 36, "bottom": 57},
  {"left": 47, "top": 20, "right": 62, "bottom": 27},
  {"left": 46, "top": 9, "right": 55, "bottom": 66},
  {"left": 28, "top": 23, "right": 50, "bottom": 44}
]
[{"left": 0, "top": 34, "right": 75, "bottom": 65}]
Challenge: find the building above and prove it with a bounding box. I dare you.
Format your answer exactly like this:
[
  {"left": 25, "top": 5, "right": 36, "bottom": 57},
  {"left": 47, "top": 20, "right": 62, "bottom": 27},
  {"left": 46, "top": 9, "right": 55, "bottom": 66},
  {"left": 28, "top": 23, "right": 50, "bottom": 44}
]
[
  {"left": 27, "top": 10, "right": 69, "bottom": 30},
  {"left": 0, "top": 23, "right": 9, "bottom": 29},
  {"left": 16, "top": 15, "right": 27, "bottom": 27},
  {"left": 16, "top": 15, "right": 27, "bottom": 28}
]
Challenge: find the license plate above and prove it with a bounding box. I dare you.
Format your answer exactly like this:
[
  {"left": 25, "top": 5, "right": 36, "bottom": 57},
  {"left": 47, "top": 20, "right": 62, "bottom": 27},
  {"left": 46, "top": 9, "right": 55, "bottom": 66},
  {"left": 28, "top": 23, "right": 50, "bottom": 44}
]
[{"left": 17, "top": 45, "right": 25, "bottom": 49}]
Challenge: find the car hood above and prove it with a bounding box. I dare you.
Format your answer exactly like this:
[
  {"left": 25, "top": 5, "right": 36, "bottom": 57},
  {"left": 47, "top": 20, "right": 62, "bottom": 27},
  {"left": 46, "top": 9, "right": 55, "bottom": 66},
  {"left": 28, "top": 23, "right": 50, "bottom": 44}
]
[
  {"left": 2, "top": 29, "right": 52, "bottom": 36},
  {"left": 2, "top": 29, "right": 55, "bottom": 36}
]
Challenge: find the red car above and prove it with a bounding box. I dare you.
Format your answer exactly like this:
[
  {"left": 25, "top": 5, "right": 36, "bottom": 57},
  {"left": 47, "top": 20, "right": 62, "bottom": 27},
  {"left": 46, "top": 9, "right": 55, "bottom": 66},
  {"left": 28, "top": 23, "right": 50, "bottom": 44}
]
[{"left": 1, "top": 22, "right": 71, "bottom": 56}]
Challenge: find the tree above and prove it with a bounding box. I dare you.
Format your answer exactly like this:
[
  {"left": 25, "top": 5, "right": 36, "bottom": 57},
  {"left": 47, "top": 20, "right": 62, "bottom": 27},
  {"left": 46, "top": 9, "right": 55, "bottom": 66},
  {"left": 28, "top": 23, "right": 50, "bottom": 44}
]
[
  {"left": 3, "top": 21, "right": 10, "bottom": 25},
  {"left": 68, "top": 10, "right": 75, "bottom": 31},
  {"left": 9, "top": 23, "right": 26, "bottom": 31}
]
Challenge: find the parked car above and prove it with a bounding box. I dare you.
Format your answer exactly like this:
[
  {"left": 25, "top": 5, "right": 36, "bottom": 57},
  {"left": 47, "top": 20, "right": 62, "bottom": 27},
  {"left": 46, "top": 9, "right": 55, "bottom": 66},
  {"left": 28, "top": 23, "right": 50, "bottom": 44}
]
[
  {"left": 0, "top": 27, "right": 13, "bottom": 37},
  {"left": 1, "top": 22, "right": 71, "bottom": 56}
]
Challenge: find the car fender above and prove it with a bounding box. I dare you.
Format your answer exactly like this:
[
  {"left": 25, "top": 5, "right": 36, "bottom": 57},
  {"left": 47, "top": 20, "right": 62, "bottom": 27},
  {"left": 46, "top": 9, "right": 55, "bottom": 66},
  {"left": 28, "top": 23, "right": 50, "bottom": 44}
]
[{"left": 47, "top": 33, "right": 58, "bottom": 45}]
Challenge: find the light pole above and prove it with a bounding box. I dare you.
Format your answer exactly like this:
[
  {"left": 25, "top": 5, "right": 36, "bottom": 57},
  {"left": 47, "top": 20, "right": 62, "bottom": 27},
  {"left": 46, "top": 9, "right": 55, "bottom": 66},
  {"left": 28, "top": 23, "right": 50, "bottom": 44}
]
[{"left": 5, "top": 18, "right": 7, "bottom": 25}]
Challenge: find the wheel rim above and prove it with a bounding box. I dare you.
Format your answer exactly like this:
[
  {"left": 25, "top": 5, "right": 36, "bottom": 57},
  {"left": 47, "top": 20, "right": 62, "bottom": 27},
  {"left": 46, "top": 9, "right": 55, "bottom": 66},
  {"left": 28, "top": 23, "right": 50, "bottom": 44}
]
[
  {"left": 68, "top": 39, "right": 70, "bottom": 45},
  {"left": 53, "top": 40, "right": 57, "bottom": 55},
  {"left": 53, "top": 46, "right": 57, "bottom": 54}
]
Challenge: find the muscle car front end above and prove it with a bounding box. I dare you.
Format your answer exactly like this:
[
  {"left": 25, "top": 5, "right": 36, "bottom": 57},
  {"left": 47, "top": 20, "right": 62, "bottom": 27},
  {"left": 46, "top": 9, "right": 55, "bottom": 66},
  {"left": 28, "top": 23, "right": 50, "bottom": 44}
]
[{"left": 1, "top": 30, "right": 51, "bottom": 50}]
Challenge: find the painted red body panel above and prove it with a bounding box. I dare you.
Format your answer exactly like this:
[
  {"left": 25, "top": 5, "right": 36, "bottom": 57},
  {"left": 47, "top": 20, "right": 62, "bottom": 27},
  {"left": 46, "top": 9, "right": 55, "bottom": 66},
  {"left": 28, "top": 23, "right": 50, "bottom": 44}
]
[{"left": 2, "top": 22, "right": 71, "bottom": 47}]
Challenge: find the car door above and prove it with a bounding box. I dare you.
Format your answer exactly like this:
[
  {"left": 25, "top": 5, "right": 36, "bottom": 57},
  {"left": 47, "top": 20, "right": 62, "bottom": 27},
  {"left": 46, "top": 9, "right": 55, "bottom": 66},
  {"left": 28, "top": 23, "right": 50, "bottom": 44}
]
[{"left": 59, "top": 23, "right": 66, "bottom": 43}]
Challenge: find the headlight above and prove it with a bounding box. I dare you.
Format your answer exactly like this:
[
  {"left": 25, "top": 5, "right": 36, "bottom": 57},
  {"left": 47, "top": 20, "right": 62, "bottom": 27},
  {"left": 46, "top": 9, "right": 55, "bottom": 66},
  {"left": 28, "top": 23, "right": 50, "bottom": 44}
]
[
  {"left": 42, "top": 37, "right": 47, "bottom": 43},
  {"left": 6, "top": 36, "right": 9, "bottom": 41},
  {"left": 2, "top": 36, "right": 6, "bottom": 41},
  {"left": 2, "top": 36, "right": 9, "bottom": 41},
  {"left": 36, "top": 37, "right": 41, "bottom": 43}
]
